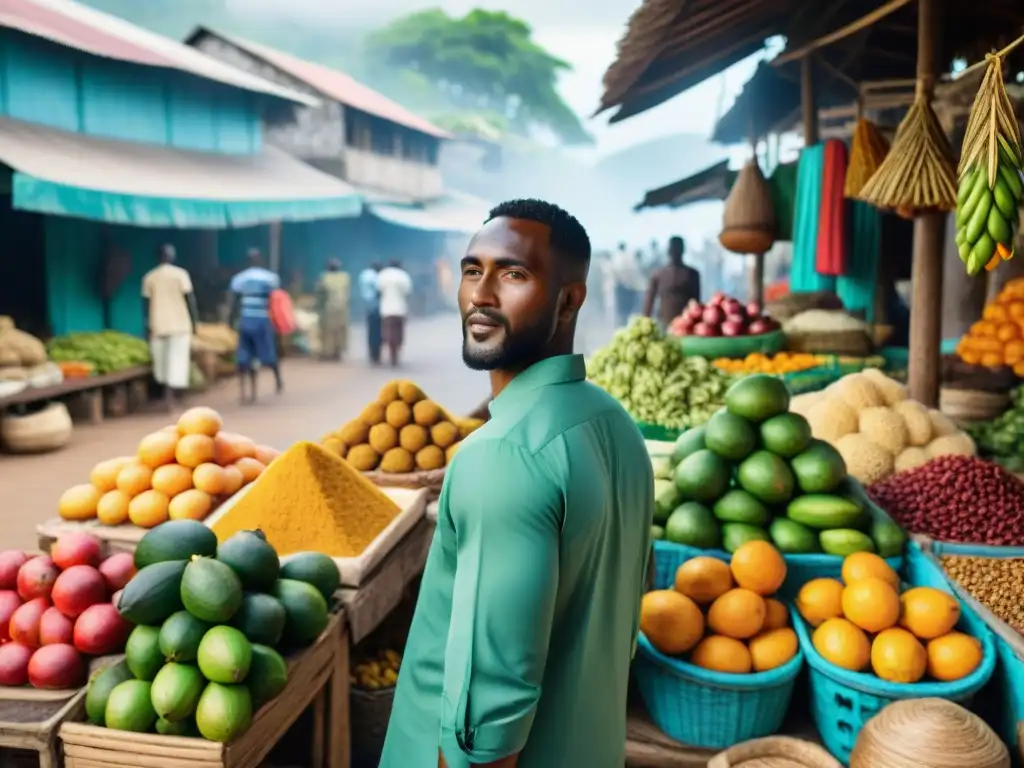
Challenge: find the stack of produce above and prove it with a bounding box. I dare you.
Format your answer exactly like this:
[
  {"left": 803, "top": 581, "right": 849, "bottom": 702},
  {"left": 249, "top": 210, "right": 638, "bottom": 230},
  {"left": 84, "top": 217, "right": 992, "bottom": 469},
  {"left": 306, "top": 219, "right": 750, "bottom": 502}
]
[
  {"left": 47, "top": 331, "right": 150, "bottom": 375},
  {"left": 955, "top": 278, "right": 1024, "bottom": 373},
  {"left": 796, "top": 552, "right": 983, "bottom": 683},
  {"left": 940, "top": 555, "right": 1024, "bottom": 634},
  {"left": 589, "top": 317, "right": 733, "bottom": 430},
  {"left": 713, "top": 352, "right": 826, "bottom": 375},
  {"left": 191, "top": 324, "right": 238, "bottom": 356},
  {"left": 782, "top": 310, "right": 873, "bottom": 356},
  {"left": 790, "top": 370, "right": 976, "bottom": 484},
  {"left": 640, "top": 541, "right": 799, "bottom": 673},
  {"left": 351, "top": 648, "right": 402, "bottom": 690},
  {"left": 667, "top": 293, "right": 779, "bottom": 338},
  {"left": 963, "top": 384, "right": 1024, "bottom": 471},
  {"left": 0, "top": 532, "right": 134, "bottom": 689},
  {"left": 209, "top": 441, "right": 401, "bottom": 559},
  {"left": 322, "top": 381, "right": 483, "bottom": 473},
  {"left": 0, "top": 317, "right": 50, "bottom": 389},
  {"left": 653, "top": 374, "right": 905, "bottom": 557},
  {"left": 58, "top": 407, "right": 278, "bottom": 528},
  {"left": 869, "top": 455, "right": 1024, "bottom": 546},
  {"left": 93, "top": 520, "right": 337, "bottom": 740}
]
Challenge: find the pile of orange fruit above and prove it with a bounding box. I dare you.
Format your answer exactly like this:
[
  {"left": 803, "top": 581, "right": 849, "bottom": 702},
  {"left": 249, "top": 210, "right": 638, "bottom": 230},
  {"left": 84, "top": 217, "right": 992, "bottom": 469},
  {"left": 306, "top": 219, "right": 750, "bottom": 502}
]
[
  {"left": 956, "top": 277, "right": 1024, "bottom": 374},
  {"left": 713, "top": 352, "right": 827, "bottom": 376},
  {"left": 640, "top": 541, "right": 799, "bottom": 674},
  {"left": 58, "top": 407, "right": 281, "bottom": 528},
  {"left": 796, "top": 552, "right": 983, "bottom": 683}
]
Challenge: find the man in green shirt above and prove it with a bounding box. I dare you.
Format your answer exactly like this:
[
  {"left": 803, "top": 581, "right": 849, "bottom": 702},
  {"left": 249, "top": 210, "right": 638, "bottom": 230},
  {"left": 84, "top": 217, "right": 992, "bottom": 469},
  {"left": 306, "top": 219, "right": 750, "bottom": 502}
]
[{"left": 381, "top": 199, "right": 653, "bottom": 768}]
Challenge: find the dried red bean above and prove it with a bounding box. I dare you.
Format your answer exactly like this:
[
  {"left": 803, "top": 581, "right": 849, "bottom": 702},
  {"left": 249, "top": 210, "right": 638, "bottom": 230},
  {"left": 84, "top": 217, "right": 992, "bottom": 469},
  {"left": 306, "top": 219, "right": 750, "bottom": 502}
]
[{"left": 868, "top": 455, "right": 1024, "bottom": 546}]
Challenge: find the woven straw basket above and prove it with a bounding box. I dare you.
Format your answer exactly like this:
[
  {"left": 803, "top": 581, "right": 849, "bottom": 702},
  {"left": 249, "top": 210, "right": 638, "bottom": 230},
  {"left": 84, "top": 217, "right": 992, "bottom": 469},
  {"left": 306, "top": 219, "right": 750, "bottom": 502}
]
[
  {"left": 709, "top": 736, "right": 843, "bottom": 768},
  {"left": 362, "top": 468, "right": 446, "bottom": 501},
  {"left": 939, "top": 388, "right": 1009, "bottom": 425},
  {"left": 787, "top": 330, "right": 873, "bottom": 357}
]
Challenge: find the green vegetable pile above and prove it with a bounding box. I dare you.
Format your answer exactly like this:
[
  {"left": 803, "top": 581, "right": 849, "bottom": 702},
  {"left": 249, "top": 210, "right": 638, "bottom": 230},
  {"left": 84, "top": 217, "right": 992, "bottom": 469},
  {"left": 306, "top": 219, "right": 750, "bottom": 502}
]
[
  {"left": 48, "top": 331, "right": 150, "bottom": 374},
  {"left": 588, "top": 317, "right": 733, "bottom": 430},
  {"left": 966, "top": 385, "right": 1024, "bottom": 472}
]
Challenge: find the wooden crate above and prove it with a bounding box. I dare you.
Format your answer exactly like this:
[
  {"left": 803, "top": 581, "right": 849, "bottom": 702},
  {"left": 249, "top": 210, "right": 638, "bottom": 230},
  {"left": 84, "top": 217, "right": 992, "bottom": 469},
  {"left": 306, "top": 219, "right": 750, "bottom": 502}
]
[
  {"left": 0, "top": 687, "right": 87, "bottom": 768},
  {"left": 61, "top": 615, "right": 348, "bottom": 768}
]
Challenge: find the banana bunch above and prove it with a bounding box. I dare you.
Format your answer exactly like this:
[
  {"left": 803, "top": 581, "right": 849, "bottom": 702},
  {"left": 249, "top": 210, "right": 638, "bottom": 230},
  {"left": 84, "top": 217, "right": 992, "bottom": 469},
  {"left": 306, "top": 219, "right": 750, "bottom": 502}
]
[{"left": 956, "top": 136, "right": 1022, "bottom": 275}]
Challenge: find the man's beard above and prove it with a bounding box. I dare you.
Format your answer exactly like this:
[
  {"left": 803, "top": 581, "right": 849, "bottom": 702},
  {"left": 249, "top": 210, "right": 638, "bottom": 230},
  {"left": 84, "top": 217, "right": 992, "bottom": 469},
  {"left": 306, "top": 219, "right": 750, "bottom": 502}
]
[{"left": 461, "top": 310, "right": 553, "bottom": 371}]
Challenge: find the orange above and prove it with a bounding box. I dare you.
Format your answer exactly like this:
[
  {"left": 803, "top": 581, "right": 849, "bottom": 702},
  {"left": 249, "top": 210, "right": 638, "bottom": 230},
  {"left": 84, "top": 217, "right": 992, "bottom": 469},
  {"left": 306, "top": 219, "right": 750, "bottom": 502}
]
[
  {"left": 708, "top": 588, "right": 766, "bottom": 640},
  {"left": 235, "top": 457, "right": 266, "bottom": 484},
  {"left": 871, "top": 628, "right": 927, "bottom": 683},
  {"left": 116, "top": 461, "right": 153, "bottom": 498},
  {"left": 748, "top": 628, "right": 798, "bottom": 672},
  {"left": 842, "top": 552, "right": 900, "bottom": 589},
  {"left": 89, "top": 457, "right": 133, "bottom": 493},
  {"left": 763, "top": 598, "right": 789, "bottom": 630},
  {"left": 926, "top": 632, "right": 983, "bottom": 682},
  {"left": 177, "top": 406, "right": 223, "bottom": 437},
  {"left": 168, "top": 489, "right": 215, "bottom": 522},
  {"left": 214, "top": 432, "right": 257, "bottom": 465},
  {"left": 192, "top": 463, "right": 227, "bottom": 496},
  {"left": 96, "top": 489, "right": 131, "bottom": 526},
  {"left": 842, "top": 577, "right": 900, "bottom": 633},
  {"left": 1009, "top": 300, "right": 1024, "bottom": 320},
  {"left": 961, "top": 349, "right": 983, "bottom": 365},
  {"left": 899, "top": 587, "right": 961, "bottom": 640},
  {"left": 58, "top": 484, "right": 102, "bottom": 521},
  {"left": 812, "top": 618, "right": 871, "bottom": 672},
  {"left": 137, "top": 431, "right": 179, "bottom": 469},
  {"left": 1014, "top": 361, "right": 1024, "bottom": 378},
  {"left": 151, "top": 464, "right": 193, "bottom": 498},
  {"left": 1005, "top": 340, "right": 1024, "bottom": 366},
  {"left": 221, "top": 465, "right": 244, "bottom": 497},
  {"left": 981, "top": 352, "right": 1004, "bottom": 368},
  {"left": 997, "top": 322, "right": 1021, "bottom": 343},
  {"left": 128, "top": 489, "right": 170, "bottom": 528},
  {"left": 176, "top": 434, "right": 216, "bottom": 469},
  {"left": 729, "top": 540, "right": 786, "bottom": 596},
  {"left": 254, "top": 445, "right": 281, "bottom": 466},
  {"left": 640, "top": 590, "right": 705, "bottom": 655},
  {"left": 983, "top": 304, "right": 1009, "bottom": 323},
  {"left": 795, "top": 578, "right": 845, "bottom": 627},
  {"left": 690, "top": 636, "right": 752, "bottom": 674},
  {"left": 674, "top": 557, "right": 734, "bottom": 605}
]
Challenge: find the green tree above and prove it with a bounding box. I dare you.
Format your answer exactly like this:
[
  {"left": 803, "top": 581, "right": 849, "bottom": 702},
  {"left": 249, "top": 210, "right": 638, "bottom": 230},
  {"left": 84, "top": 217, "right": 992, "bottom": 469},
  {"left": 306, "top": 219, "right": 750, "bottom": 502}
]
[{"left": 362, "top": 9, "right": 590, "bottom": 145}]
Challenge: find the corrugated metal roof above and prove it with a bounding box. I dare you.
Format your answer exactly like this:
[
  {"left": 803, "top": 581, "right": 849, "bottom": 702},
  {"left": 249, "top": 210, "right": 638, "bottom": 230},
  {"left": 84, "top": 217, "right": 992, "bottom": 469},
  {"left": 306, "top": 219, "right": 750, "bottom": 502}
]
[
  {"left": 189, "top": 27, "right": 452, "bottom": 140},
  {"left": 0, "top": 0, "right": 318, "bottom": 107},
  {"left": 367, "top": 190, "right": 491, "bottom": 234}
]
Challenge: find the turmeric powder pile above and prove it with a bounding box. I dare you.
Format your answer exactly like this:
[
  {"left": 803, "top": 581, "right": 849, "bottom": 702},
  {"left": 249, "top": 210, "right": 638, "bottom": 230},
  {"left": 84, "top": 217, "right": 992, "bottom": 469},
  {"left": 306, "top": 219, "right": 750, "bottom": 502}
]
[{"left": 210, "top": 440, "right": 401, "bottom": 557}]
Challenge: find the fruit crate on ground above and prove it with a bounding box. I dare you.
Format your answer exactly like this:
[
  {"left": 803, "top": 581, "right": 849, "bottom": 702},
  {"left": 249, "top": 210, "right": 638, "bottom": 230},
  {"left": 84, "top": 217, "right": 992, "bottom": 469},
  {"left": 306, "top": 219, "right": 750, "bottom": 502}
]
[
  {"left": 0, "top": 686, "right": 87, "bottom": 768},
  {"left": 61, "top": 614, "right": 348, "bottom": 768}
]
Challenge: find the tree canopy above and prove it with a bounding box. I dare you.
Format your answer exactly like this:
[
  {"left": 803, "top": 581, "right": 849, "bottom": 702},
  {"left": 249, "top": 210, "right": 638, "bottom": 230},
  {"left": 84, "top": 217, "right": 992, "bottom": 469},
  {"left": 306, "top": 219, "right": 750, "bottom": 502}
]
[{"left": 362, "top": 9, "right": 590, "bottom": 145}]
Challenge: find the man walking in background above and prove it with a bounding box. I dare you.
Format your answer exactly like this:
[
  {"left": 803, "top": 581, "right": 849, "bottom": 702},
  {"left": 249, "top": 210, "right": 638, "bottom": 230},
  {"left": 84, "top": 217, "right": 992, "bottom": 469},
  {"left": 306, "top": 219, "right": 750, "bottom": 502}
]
[
  {"left": 643, "top": 235, "right": 702, "bottom": 328},
  {"left": 316, "top": 258, "right": 350, "bottom": 361},
  {"left": 612, "top": 241, "right": 645, "bottom": 326},
  {"left": 229, "top": 248, "right": 283, "bottom": 403},
  {"left": 377, "top": 259, "right": 413, "bottom": 367},
  {"left": 359, "top": 262, "right": 382, "bottom": 364},
  {"left": 142, "top": 244, "right": 197, "bottom": 411}
]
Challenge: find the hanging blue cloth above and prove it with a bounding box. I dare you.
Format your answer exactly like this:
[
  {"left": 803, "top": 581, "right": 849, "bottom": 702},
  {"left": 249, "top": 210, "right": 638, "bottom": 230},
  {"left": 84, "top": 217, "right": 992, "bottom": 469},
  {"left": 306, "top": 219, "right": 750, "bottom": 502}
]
[
  {"left": 790, "top": 145, "right": 836, "bottom": 293},
  {"left": 836, "top": 201, "right": 881, "bottom": 321}
]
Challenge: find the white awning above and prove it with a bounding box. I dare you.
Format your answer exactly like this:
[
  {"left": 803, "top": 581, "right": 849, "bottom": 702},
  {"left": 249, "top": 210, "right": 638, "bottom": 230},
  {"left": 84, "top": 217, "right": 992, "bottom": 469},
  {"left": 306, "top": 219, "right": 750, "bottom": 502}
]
[{"left": 367, "top": 190, "right": 491, "bottom": 234}]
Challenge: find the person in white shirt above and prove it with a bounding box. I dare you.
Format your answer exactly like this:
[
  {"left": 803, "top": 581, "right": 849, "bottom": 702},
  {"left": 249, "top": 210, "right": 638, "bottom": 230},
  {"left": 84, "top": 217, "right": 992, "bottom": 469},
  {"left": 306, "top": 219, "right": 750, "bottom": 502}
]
[
  {"left": 141, "top": 245, "right": 197, "bottom": 411},
  {"left": 376, "top": 259, "right": 413, "bottom": 366},
  {"left": 612, "top": 243, "right": 646, "bottom": 326}
]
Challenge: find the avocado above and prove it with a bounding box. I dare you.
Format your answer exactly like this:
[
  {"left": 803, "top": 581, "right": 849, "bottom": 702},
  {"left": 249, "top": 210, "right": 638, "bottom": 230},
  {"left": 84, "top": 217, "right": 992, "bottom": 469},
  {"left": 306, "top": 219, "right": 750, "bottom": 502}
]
[
  {"left": 651, "top": 524, "right": 665, "bottom": 540},
  {"left": 272, "top": 579, "right": 330, "bottom": 647},
  {"left": 653, "top": 479, "right": 682, "bottom": 525},
  {"left": 197, "top": 626, "right": 253, "bottom": 684},
  {"left": 151, "top": 663, "right": 205, "bottom": 722},
  {"left": 85, "top": 661, "right": 134, "bottom": 725},
  {"left": 759, "top": 413, "right": 813, "bottom": 458},
  {"left": 231, "top": 593, "right": 287, "bottom": 647},
  {"left": 125, "top": 625, "right": 164, "bottom": 682},
  {"left": 769, "top": 518, "right": 820, "bottom": 554},
  {"left": 703, "top": 410, "right": 757, "bottom": 462},
  {"left": 117, "top": 560, "right": 187, "bottom": 625},
  {"left": 247, "top": 644, "right": 289, "bottom": 709},
  {"left": 159, "top": 611, "right": 211, "bottom": 663},
  {"left": 279, "top": 552, "right": 341, "bottom": 602},
  {"left": 721, "top": 523, "right": 771, "bottom": 553},
  {"left": 724, "top": 374, "right": 791, "bottom": 423},
  {"left": 670, "top": 426, "right": 706, "bottom": 466},
  {"left": 181, "top": 557, "right": 243, "bottom": 624},
  {"left": 664, "top": 502, "right": 721, "bottom": 549},
  {"left": 105, "top": 680, "right": 157, "bottom": 733},
  {"left": 819, "top": 529, "right": 877, "bottom": 556},
  {"left": 871, "top": 519, "right": 908, "bottom": 559},
  {"left": 786, "top": 495, "right": 865, "bottom": 529},
  {"left": 791, "top": 440, "right": 848, "bottom": 494},
  {"left": 713, "top": 489, "right": 770, "bottom": 526},
  {"left": 674, "top": 449, "right": 730, "bottom": 502},
  {"left": 195, "top": 683, "right": 253, "bottom": 743},
  {"left": 737, "top": 450, "right": 796, "bottom": 505},
  {"left": 216, "top": 530, "right": 280, "bottom": 592},
  {"left": 134, "top": 521, "right": 218, "bottom": 570},
  {"left": 156, "top": 717, "right": 194, "bottom": 736}
]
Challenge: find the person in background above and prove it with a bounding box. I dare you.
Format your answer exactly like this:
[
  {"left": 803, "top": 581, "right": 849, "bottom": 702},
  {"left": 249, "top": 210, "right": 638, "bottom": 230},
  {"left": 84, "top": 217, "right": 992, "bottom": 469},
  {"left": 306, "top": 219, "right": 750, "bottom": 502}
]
[
  {"left": 612, "top": 242, "right": 646, "bottom": 326},
  {"left": 315, "top": 258, "right": 351, "bottom": 362},
  {"left": 229, "top": 249, "right": 283, "bottom": 403},
  {"left": 643, "top": 235, "right": 702, "bottom": 328},
  {"left": 381, "top": 198, "right": 652, "bottom": 768},
  {"left": 377, "top": 259, "right": 413, "bottom": 367},
  {"left": 141, "top": 244, "right": 197, "bottom": 411},
  {"left": 358, "top": 262, "right": 383, "bottom": 364}
]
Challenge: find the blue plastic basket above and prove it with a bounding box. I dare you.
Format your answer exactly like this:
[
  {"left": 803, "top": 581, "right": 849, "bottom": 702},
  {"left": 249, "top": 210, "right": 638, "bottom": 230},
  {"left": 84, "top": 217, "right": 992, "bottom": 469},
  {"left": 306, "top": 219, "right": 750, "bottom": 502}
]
[
  {"left": 792, "top": 542, "right": 997, "bottom": 765},
  {"left": 634, "top": 625, "right": 804, "bottom": 749},
  {"left": 930, "top": 540, "right": 1024, "bottom": 558}
]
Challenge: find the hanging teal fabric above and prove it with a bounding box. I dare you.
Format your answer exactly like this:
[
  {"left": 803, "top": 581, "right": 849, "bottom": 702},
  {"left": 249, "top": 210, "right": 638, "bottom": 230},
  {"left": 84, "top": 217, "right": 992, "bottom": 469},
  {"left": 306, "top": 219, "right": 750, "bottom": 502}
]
[
  {"left": 836, "top": 201, "right": 881, "bottom": 321},
  {"left": 790, "top": 145, "right": 835, "bottom": 293}
]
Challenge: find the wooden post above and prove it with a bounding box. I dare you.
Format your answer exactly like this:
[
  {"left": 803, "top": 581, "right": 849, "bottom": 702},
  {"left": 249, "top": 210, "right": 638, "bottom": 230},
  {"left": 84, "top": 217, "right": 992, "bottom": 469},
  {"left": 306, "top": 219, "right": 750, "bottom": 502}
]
[
  {"left": 749, "top": 254, "right": 766, "bottom": 308},
  {"left": 907, "top": 0, "right": 945, "bottom": 406},
  {"left": 801, "top": 56, "right": 819, "bottom": 145}
]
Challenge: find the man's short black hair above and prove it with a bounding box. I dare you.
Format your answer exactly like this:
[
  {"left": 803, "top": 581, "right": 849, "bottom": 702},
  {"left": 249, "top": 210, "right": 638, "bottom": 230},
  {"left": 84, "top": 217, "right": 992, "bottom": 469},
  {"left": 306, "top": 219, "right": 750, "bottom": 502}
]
[
  {"left": 486, "top": 198, "right": 591, "bottom": 271},
  {"left": 669, "top": 235, "right": 684, "bottom": 252}
]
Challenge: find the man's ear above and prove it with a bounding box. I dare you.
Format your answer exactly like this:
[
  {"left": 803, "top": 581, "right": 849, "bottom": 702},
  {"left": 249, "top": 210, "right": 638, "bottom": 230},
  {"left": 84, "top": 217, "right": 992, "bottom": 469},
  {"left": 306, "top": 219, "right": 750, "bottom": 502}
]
[{"left": 560, "top": 283, "right": 587, "bottom": 322}]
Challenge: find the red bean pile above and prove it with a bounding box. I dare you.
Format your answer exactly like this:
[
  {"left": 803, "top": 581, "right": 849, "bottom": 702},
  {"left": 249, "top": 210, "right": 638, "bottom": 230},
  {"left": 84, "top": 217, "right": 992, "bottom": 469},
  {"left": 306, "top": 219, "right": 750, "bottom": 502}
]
[{"left": 868, "top": 455, "right": 1024, "bottom": 545}]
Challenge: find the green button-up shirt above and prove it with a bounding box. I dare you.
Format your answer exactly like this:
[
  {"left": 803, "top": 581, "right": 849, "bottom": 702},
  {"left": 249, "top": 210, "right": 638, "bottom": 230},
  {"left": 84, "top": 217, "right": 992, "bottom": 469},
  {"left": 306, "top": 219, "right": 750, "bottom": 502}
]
[{"left": 381, "top": 354, "right": 653, "bottom": 767}]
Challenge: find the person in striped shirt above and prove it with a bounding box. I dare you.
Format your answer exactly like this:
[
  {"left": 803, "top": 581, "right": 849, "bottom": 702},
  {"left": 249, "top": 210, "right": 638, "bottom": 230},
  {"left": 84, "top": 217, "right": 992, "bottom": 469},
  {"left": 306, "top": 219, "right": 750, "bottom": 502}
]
[{"left": 229, "top": 249, "right": 283, "bottom": 403}]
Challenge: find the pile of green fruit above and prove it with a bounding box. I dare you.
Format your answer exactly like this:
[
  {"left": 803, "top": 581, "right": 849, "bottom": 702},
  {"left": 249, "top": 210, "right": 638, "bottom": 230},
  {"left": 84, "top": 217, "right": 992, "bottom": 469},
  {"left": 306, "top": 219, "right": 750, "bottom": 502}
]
[
  {"left": 48, "top": 331, "right": 150, "bottom": 375},
  {"left": 88, "top": 520, "right": 339, "bottom": 742},
  {"left": 965, "top": 385, "right": 1024, "bottom": 472},
  {"left": 588, "top": 317, "right": 733, "bottom": 430},
  {"left": 651, "top": 374, "right": 907, "bottom": 558}
]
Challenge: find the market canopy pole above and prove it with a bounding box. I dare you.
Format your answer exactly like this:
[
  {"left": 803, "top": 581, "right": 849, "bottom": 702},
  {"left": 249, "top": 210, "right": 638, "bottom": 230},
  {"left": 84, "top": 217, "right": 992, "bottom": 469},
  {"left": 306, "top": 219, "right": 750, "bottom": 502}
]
[
  {"left": 801, "top": 55, "right": 819, "bottom": 146},
  {"left": 907, "top": 0, "right": 945, "bottom": 407}
]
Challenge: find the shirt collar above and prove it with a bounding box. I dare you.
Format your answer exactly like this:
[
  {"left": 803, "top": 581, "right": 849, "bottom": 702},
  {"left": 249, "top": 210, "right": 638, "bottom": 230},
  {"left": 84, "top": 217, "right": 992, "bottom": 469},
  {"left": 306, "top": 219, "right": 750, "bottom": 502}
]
[{"left": 488, "top": 354, "right": 586, "bottom": 417}]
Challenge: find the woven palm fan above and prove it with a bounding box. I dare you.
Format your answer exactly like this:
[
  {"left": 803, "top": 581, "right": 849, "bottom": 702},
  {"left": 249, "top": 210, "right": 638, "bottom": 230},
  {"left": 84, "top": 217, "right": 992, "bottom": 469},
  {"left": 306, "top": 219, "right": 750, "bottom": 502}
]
[
  {"left": 844, "top": 119, "right": 890, "bottom": 199},
  {"left": 856, "top": 93, "right": 958, "bottom": 218}
]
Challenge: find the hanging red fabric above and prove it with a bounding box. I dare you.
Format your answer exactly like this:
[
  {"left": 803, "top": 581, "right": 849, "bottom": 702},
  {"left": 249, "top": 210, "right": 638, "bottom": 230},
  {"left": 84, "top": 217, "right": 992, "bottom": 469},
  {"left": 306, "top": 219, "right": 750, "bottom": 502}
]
[{"left": 815, "top": 139, "right": 849, "bottom": 276}]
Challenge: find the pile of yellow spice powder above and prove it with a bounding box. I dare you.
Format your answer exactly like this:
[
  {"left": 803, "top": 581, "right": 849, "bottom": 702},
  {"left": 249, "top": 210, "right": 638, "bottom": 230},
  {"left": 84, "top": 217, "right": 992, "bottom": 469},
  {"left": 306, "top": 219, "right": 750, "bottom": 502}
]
[{"left": 210, "top": 440, "right": 401, "bottom": 557}]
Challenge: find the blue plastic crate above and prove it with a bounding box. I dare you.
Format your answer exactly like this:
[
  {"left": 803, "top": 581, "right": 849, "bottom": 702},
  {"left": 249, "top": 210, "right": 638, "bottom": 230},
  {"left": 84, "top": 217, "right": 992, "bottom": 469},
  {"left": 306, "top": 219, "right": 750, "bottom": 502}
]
[
  {"left": 634, "top": 618, "right": 804, "bottom": 749},
  {"left": 792, "top": 542, "right": 996, "bottom": 765}
]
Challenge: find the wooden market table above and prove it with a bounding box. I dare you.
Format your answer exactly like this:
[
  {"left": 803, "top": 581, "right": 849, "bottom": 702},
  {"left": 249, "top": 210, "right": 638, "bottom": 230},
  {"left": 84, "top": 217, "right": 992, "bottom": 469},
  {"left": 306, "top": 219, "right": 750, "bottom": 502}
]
[
  {"left": 0, "top": 366, "right": 151, "bottom": 425},
  {"left": 0, "top": 688, "right": 88, "bottom": 768}
]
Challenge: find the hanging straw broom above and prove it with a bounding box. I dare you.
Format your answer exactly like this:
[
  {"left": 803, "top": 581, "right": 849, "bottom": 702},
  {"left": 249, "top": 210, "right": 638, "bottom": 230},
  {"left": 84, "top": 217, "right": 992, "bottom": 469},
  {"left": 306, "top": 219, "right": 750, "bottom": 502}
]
[
  {"left": 856, "top": 92, "right": 957, "bottom": 218},
  {"left": 844, "top": 118, "right": 890, "bottom": 199},
  {"left": 954, "top": 51, "right": 1024, "bottom": 276}
]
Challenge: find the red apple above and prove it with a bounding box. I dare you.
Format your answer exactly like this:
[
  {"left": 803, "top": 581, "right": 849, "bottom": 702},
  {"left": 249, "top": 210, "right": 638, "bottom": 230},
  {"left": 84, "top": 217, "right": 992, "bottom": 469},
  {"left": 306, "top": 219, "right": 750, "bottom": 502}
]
[
  {"left": 721, "top": 320, "right": 746, "bottom": 337},
  {"left": 677, "top": 317, "right": 696, "bottom": 335},
  {"left": 693, "top": 322, "right": 720, "bottom": 337},
  {"left": 709, "top": 291, "right": 727, "bottom": 306},
  {"left": 722, "top": 298, "right": 743, "bottom": 316},
  {"left": 746, "top": 302, "right": 761, "bottom": 318},
  {"left": 701, "top": 305, "right": 724, "bottom": 326},
  {"left": 685, "top": 302, "right": 704, "bottom": 321},
  {"left": 748, "top": 319, "right": 771, "bottom": 335}
]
